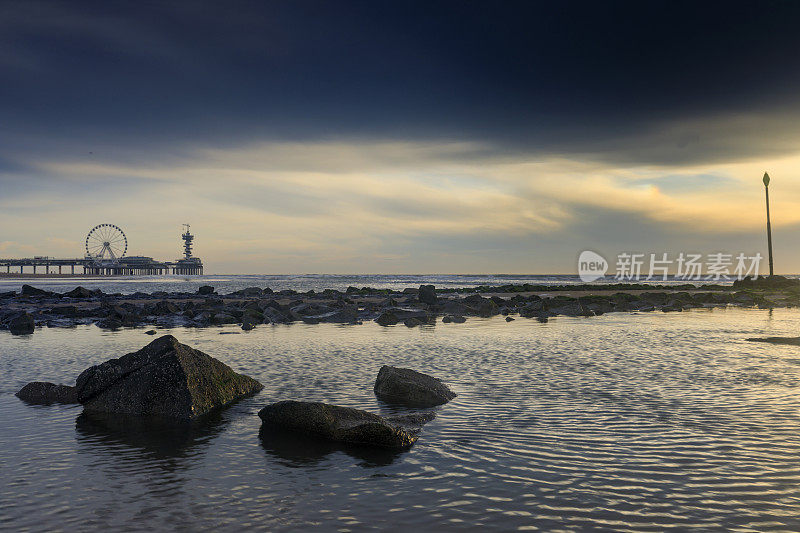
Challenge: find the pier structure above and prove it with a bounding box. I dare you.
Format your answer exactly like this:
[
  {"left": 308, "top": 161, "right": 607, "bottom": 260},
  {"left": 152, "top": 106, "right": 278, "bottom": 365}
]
[{"left": 0, "top": 224, "right": 204, "bottom": 276}]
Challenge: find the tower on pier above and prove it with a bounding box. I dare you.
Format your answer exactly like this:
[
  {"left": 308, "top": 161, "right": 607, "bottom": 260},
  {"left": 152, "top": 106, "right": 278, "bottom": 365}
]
[{"left": 182, "top": 224, "right": 194, "bottom": 259}]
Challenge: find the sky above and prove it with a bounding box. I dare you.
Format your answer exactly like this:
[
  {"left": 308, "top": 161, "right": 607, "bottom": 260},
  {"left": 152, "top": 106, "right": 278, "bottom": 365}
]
[{"left": 2, "top": 0, "right": 800, "bottom": 274}]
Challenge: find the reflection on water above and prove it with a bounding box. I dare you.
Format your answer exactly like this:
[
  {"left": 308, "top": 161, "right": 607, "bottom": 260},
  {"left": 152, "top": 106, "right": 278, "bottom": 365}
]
[
  {"left": 76, "top": 410, "right": 229, "bottom": 463},
  {"left": 4, "top": 308, "right": 800, "bottom": 530},
  {"left": 259, "top": 425, "right": 405, "bottom": 468}
]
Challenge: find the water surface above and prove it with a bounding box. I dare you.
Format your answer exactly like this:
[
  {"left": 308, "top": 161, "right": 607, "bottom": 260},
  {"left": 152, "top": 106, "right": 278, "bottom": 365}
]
[{"left": 2, "top": 308, "right": 800, "bottom": 531}]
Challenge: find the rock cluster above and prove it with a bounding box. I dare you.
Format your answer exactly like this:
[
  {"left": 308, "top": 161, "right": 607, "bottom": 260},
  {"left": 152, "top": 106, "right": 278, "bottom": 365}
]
[
  {"left": 259, "top": 366, "right": 456, "bottom": 449},
  {"left": 2, "top": 281, "right": 795, "bottom": 337}
]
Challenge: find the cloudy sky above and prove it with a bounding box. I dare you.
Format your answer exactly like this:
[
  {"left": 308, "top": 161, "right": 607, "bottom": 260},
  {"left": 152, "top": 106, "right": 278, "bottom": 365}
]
[{"left": 2, "top": 0, "right": 800, "bottom": 274}]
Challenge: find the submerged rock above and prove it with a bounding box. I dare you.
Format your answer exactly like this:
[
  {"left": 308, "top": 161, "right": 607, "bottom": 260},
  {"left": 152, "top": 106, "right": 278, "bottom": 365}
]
[
  {"left": 16, "top": 382, "right": 78, "bottom": 404},
  {"left": 197, "top": 285, "right": 215, "bottom": 295},
  {"left": 75, "top": 335, "right": 263, "bottom": 419},
  {"left": 746, "top": 336, "right": 800, "bottom": 346},
  {"left": 374, "top": 365, "right": 456, "bottom": 407},
  {"left": 258, "top": 400, "right": 417, "bottom": 449}
]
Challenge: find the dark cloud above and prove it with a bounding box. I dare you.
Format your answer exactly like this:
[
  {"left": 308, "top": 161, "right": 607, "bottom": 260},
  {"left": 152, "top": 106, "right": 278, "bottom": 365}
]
[{"left": 3, "top": 0, "right": 800, "bottom": 167}]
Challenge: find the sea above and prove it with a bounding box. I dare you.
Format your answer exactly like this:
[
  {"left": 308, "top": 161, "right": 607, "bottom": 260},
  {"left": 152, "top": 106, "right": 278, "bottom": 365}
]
[
  {"left": 0, "top": 273, "right": 762, "bottom": 295},
  {"left": 2, "top": 275, "right": 800, "bottom": 531}
]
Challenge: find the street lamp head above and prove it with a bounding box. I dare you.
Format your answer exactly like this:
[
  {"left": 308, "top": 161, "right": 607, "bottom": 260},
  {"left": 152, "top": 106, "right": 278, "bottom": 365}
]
[{"left": 763, "top": 172, "right": 771, "bottom": 187}]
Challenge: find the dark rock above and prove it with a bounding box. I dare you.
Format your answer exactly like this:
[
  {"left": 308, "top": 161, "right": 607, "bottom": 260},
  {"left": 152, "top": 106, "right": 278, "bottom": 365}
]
[
  {"left": 290, "top": 302, "right": 333, "bottom": 317},
  {"left": 440, "top": 300, "right": 469, "bottom": 315},
  {"left": 374, "top": 365, "right": 456, "bottom": 407},
  {"left": 375, "top": 310, "right": 400, "bottom": 326},
  {"left": 746, "top": 336, "right": 800, "bottom": 346},
  {"left": 211, "top": 313, "right": 237, "bottom": 325},
  {"left": 403, "top": 317, "right": 422, "bottom": 327},
  {"left": 50, "top": 305, "right": 79, "bottom": 317},
  {"left": 241, "top": 322, "right": 256, "bottom": 331},
  {"left": 450, "top": 315, "right": 466, "bottom": 323},
  {"left": 519, "top": 300, "right": 544, "bottom": 317},
  {"left": 0, "top": 290, "right": 16, "bottom": 299},
  {"left": 21, "top": 284, "right": 54, "bottom": 297},
  {"left": 7, "top": 312, "right": 35, "bottom": 335},
  {"left": 505, "top": 316, "right": 515, "bottom": 321},
  {"left": 228, "top": 287, "right": 263, "bottom": 297},
  {"left": 258, "top": 400, "right": 417, "bottom": 449},
  {"left": 418, "top": 284, "right": 438, "bottom": 305},
  {"left": 463, "top": 295, "right": 500, "bottom": 317},
  {"left": 64, "top": 286, "right": 94, "bottom": 298},
  {"left": 16, "top": 382, "right": 78, "bottom": 404},
  {"left": 384, "top": 411, "right": 437, "bottom": 429},
  {"left": 145, "top": 329, "right": 157, "bottom": 335},
  {"left": 96, "top": 318, "right": 123, "bottom": 330},
  {"left": 317, "top": 306, "right": 360, "bottom": 323},
  {"left": 74, "top": 335, "right": 263, "bottom": 419},
  {"left": 153, "top": 300, "right": 180, "bottom": 315},
  {"left": 197, "top": 285, "right": 215, "bottom": 295},
  {"left": 263, "top": 307, "right": 291, "bottom": 324},
  {"left": 733, "top": 275, "right": 800, "bottom": 290},
  {"left": 442, "top": 315, "right": 452, "bottom": 323}
]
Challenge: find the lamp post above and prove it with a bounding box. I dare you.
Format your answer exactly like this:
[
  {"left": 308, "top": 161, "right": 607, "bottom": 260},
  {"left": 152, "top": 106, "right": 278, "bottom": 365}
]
[{"left": 763, "top": 172, "right": 774, "bottom": 277}]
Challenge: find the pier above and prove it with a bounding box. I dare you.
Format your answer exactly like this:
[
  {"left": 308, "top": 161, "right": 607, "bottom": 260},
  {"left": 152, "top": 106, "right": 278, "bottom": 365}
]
[
  {"left": 0, "top": 224, "right": 203, "bottom": 277},
  {"left": 0, "top": 256, "right": 203, "bottom": 276}
]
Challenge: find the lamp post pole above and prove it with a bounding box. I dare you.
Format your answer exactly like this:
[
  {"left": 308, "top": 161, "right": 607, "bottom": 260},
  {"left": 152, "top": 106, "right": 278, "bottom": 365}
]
[{"left": 763, "top": 172, "right": 774, "bottom": 277}]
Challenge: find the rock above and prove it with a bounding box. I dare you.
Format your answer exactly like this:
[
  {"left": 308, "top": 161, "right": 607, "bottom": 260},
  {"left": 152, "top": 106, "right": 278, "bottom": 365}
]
[
  {"left": 450, "top": 315, "right": 466, "bottom": 323},
  {"left": 197, "top": 285, "right": 215, "bottom": 295},
  {"left": 746, "top": 336, "right": 800, "bottom": 346},
  {"left": 228, "top": 287, "right": 263, "bottom": 297},
  {"left": 442, "top": 315, "right": 452, "bottom": 323},
  {"left": 50, "top": 305, "right": 79, "bottom": 317},
  {"left": 375, "top": 310, "right": 400, "bottom": 326},
  {"left": 315, "top": 306, "right": 360, "bottom": 323},
  {"left": 258, "top": 400, "right": 417, "bottom": 449},
  {"left": 403, "top": 317, "right": 422, "bottom": 327},
  {"left": 0, "top": 290, "right": 16, "bottom": 299},
  {"left": 153, "top": 300, "right": 180, "bottom": 315},
  {"left": 263, "top": 307, "right": 290, "bottom": 324},
  {"left": 463, "top": 295, "right": 500, "bottom": 317},
  {"left": 418, "top": 284, "right": 438, "bottom": 305},
  {"left": 74, "top": 335, "right": 263, "bottom": 419},
  {"left": 16, "top": 382, "right": 78, "bottom": 404},
  {"left": 505, "top": 316, "right": 515, "bottom": 321},
  {"left": 145, "top": 329, "right": 157, "bottom": 335},
  {"left": 7, "top": 312, "right": 35, "bottom": 335},
  {"left": 211, "top": 313, "right": 238, "bottom": 325},
  {"left": 440, "top": 300, "right": 468, "bottom": 315},
  {"left": 384, "top": 411, "right": 437, "bottom": 429},
  {"left": 374, "top": 365, "right": 456, "bottom": 407},
  {"left": 733, "top": 275, "right": 800, "bottom": 290},
  {"left": 21, "top": 284, "right": 54, "bottom": 297},
  {"left": 96, "top": 318, "right": 122, "bottom": 330},
  {"left": 64, "top": 286, "right": 94, "bottom": 298},
  {"left": 241, "top": 321, "right": 256, "bottom": 331}
]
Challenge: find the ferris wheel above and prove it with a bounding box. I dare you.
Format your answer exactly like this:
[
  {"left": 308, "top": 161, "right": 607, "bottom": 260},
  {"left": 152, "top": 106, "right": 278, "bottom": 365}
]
[{"left": 85, "top": 224, "right": 127, "bottom": 263}]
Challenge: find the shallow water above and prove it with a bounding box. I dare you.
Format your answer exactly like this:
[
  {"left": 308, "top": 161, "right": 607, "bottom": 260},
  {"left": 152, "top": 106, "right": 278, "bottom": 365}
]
[{"left": 3, "top": 308, "right": 800, "bottom": 531}]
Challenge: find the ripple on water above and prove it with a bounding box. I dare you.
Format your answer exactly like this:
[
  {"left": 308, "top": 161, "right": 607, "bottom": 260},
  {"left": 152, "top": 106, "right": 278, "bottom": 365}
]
[{"left": 2, "top": 308, "right": 800, "bottom": 530}]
